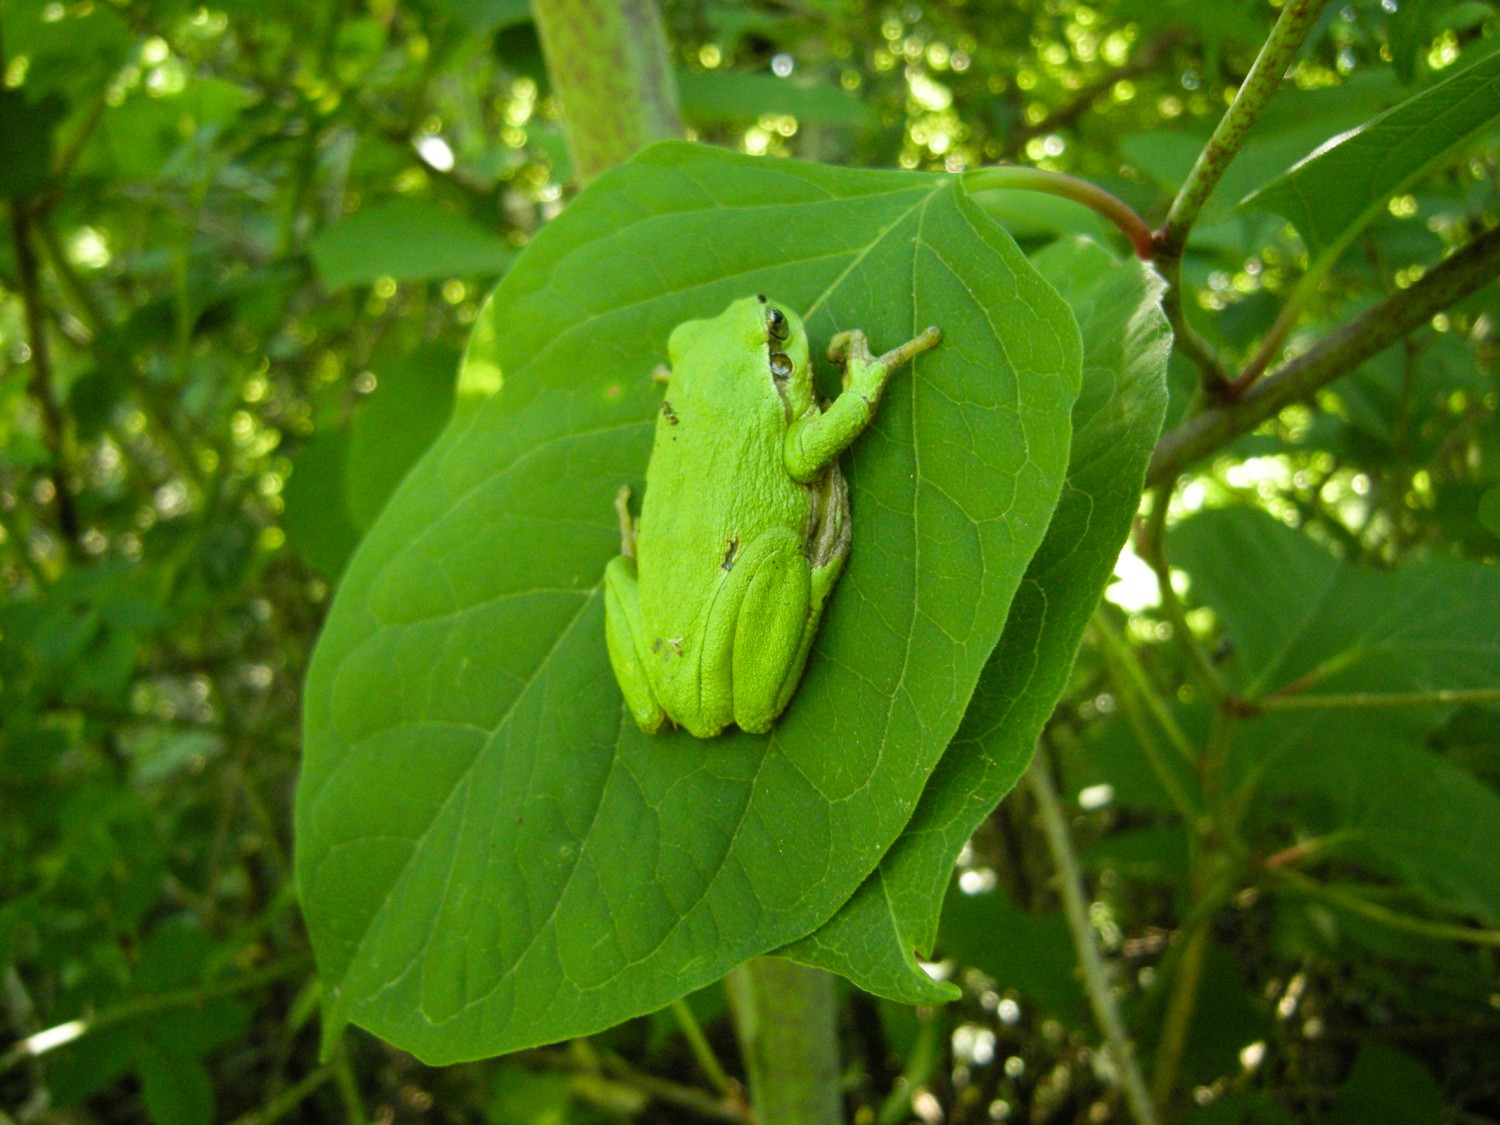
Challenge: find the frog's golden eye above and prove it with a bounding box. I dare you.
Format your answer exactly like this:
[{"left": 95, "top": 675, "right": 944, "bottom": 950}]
[
  {"left": 766, "top": 307, "right": 790, "bottom": 342},
  {"left": 769, "top": 351, "right": 793, "bottom": 380}
]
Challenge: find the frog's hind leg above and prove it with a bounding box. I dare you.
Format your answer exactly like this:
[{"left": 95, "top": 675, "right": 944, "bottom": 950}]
[
  {"left": 727, "top": 528, "right": 814, "bottom": 735},
  {"left": 604, "top": 555, "right": 668, "bottom": 734},
  {"left": 763, "top": 466, "right": 851, "bottom": 723}
]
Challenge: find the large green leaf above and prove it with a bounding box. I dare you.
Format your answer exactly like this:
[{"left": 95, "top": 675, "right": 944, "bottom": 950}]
[
  {"left": 1170, "top": 506, "right": 1500, "bottom": 700},
  {"left": 1241, "top": 49, "right": 1500, "bottom": 261},
  {"left": 295, "top": 142, "right": 1081, "bottom": 1061},
  {"left": 782, "top": 238, "right": 1170, "bottom": 1001}
]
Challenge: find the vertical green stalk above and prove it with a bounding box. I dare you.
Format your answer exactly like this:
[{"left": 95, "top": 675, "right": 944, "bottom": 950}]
[
  {"left": 1156, "top": 0, "right": 1329, "bottom": 255},
  {"left": 725, "top": 958, "right": 843, "bottom": 1125},
  {"left": 1028, "top": 751, "right": 1160, "bottom": 1125},
  {"left": 529, "top": 9, "right": 841, "bottom": 1120},
  {"left": 9, "top": 201, "right": 80, "bottom": 550},
  {"left": 1153, "top": 0, "right": 1330, "bottom": 394},
  {"left": 530, "top": 0, "right": 683, "bottom": 183}
]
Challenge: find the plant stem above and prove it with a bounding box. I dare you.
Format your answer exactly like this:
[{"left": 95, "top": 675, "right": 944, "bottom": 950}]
[
  {"left": 965, "top": 166, "right": 1156, "bottom": 259},
  {"left": 1269, "top": 868, "right": 1500, "bottom": 947},
  {"left": 1005, "top": 30, "right": 1184, "bottom": 156},
  {"left": 1136, "top": 484, "right": 1230, "bottom": 704},
  {"left": 1092, "top": 614, "right": 1198, "bottom": 766},
  {"left": 601, "top": 1052, "right": 754, "bottom": 1124},
  {"left": 1148, "top": 916, "right": 1210, "bottom": 1111},
  {"left": 1152, "top": 0, "right": 1330, "bottom": 393},
  {"left": 1147, "top": 222, "right": 1500, "bottom": 486},
  {"left": 671, "top": 996, "right": 735, "bottom": 1098},
  {"left": 9, "top": 200, "right": 80, "bottom": 549},
  {"left": 0, "top": 957, "right": 312, "bottom": 1075},
  {"left": 725, "top": 957, "right": 842, "bottom": 1125},
  {"left": 227, "top": 1066, "right": 334, "bottom": 1125},
  {"left": 1156, "top": 0, "right": 1329, "bottom": 254},
  {"left": 330, "top": 1039, "right": 369, "bottom": 1125},
  {"left": 1028, "top": 751, "right": 1161, "bottom": 1125},
  {"left": 531, "top": 0, "right": 682, "bottom": 183},
  {"left": 1255, "top": 686, "right": 1500, "bottom": 711}
]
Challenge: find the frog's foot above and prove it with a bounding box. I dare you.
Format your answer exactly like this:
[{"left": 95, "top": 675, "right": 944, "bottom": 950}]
[
  {"left": 604, "top": 555, "right": 667, "bottom": 734},
  {"left": 614, "top": 485, "right": 638, "bottom": 559},
  {"left": 826, "top": 328, "right": 868, "bottom": 370},
  {"left": 829, "top": 326, "right": 941, "bottom": 392}
]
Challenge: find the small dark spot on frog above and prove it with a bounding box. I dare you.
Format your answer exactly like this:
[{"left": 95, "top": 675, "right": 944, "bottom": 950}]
[
  {"left": 650, "top": 638, "right": 662, "bottom": 654},
  {"left": 721, "top": 536, "right": 740, "bottom": 571},
  {"left": 756, "top": 294, "right": 767, "bottom": 303},
  {"left": 660, "top": 400, "right": 679, "bottom": 425}
]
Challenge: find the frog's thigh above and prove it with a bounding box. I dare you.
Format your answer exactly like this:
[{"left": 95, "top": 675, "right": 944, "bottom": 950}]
[
  {"left": 729, "top": 528, "right": 813, "bottom": 735},
  {"left": 764, "top": 547, "right": 848, "bottom": 720},
  {"left": 604, "top": 555, "right": 667, "bottom": 734}
]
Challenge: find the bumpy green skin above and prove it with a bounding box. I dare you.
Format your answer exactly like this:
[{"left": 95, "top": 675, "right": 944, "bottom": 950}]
[{"left": 605, "top": 296, "right": 940, "bottom": 738}]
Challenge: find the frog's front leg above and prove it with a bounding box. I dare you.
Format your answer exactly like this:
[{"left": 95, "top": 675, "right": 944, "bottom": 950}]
[
  {"left": 605, "top": 487, "right": 667, "bottom": 734},
  {"left": 784, "top": 324, "right": 941, "bottom": 482}
]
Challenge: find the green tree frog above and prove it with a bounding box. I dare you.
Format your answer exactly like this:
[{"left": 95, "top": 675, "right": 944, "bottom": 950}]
[{"left": 604, "top": 295, "right": 941, "bottom": 738}]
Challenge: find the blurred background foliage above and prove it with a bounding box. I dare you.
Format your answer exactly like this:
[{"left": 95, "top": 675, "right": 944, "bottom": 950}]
[{"left": 1, "top": 0, "right": 1498, "bottom": 1122}]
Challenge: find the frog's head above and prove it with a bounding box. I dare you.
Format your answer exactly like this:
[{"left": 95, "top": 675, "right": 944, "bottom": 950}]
[
  {"left": 750, "top": 295, "right": 813, "bottom": 411},
  {"left": 667, "top": 296, "right": 814, "bottom": 413}
]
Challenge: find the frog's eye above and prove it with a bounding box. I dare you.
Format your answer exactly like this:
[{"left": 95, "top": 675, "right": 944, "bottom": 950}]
[
  {"left": 766, "top": 307, "right": 790, "bottom": 342},
  {"left": 769, "top": 351, "right": 794, "bottom": 380}
]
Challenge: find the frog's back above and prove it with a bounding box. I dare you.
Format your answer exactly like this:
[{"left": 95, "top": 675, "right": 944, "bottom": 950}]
[{"left": 634, "top": 348, "right": 809, "bottom": 730}]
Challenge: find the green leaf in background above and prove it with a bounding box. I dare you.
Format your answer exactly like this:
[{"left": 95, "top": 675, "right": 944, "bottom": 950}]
[
  {"left": 282, "top": 429, "right": 363, "bottom": 580},
  {"left": 295, "top": 141, "right": 1081, "bottom": 1061},
  {"left": 1325, "top": 1043, "right": 1446, "bottom": 1125},
  {"left": 343, "top": 343, "right": 461, "bottom": 528},
  {"left": 136, "top": 1046, "right": 214, "bottom": 1125},
  {"left": 431, "top": 0, "right": 533, "bottom": 37},
  {"left": 1170, "top": 506, "right": 1500, "bottom": 700},
  {"left": 937, "top": 884, "right": 1083, "bottom": 1020},
  {"left": 676, "top": 70, "right": 876, "bottom": 127},
  {"left": 309, "top": 197, "right": 515, "bottom": 290},
  {"left": 1241, "top": 49, "right": 1500, "bottom": 263},
  {"left": 282, "top": 345, "right": 460, "bottom": 578},
  {"left": 1119, "top": 72, "right": 1403, "bottom": 231},
  {"left": 1480, "top": 485, "right": 1500, "bottom": 538},
  {"left": 782, "top": 238, "right": 1170, "bottom": 1002},
  {"left": 1244, "top": 711, "right": 1500, "bottom": 924},
  {"left": 0, "top": 89, "right": 68, "bottom": 200}
]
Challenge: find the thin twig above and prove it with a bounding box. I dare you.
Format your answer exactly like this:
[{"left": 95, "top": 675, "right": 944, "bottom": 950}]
[
  {"left": 1, "top": 957, "right": 312, "bottom": 1076},
  {"left": 1147, "top": 222, "right": 1500, "bottom": 486},
  {"left": 601, "top": 1052, "right": 753, "bottom": 1125},
  {"left": 226, "top": 1066, "right": 335, "bottom": 1125},
  {"left": 1136, "top": 484, "right": 1230, "bottom": 704},
  {"left": 1007, "top": 30, "right": 1185, "bottom": 155},
  {"left": 671, "top": 996, "right": 735, "bottom": 1098},
  {"left": 1028, "top": 750, "right": 1161, "bottom": 1125},
  {"left": 1269, "top": 868, "right": 1500, "bottom": 947},
  {"left": 966, "top": 165, "right": 1155, "bottom": 259},
  {"left": 9, "top": 200, "right": 80, "bottom": 548},
  {"left": 1152, "top": 0, "right": 1332, "bottom": 394},
  {"left": 1253, "top": 686, "right": 1500, "bottom": 712}
]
